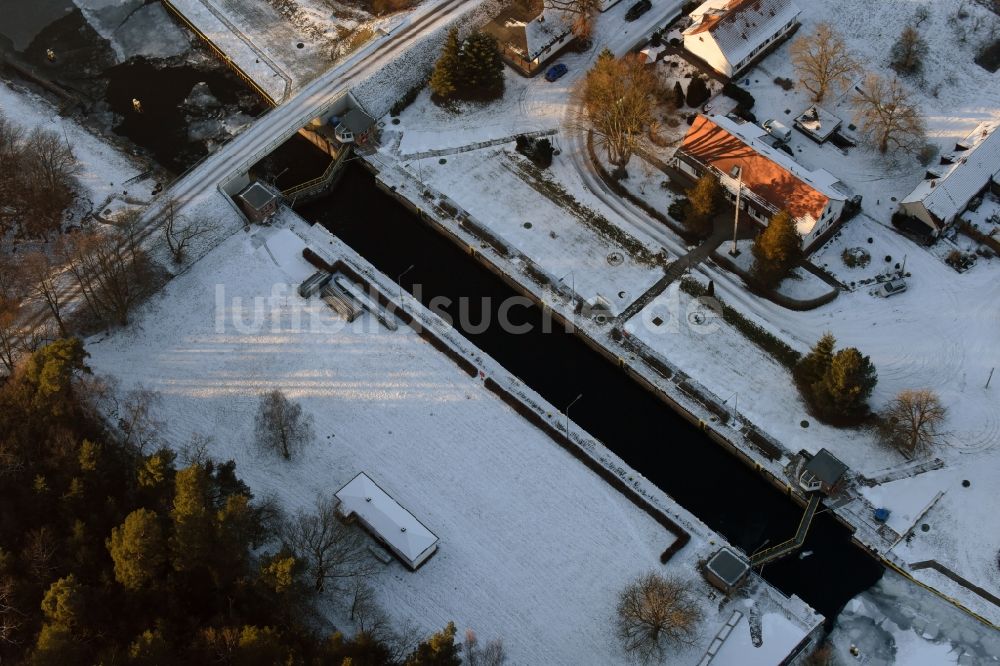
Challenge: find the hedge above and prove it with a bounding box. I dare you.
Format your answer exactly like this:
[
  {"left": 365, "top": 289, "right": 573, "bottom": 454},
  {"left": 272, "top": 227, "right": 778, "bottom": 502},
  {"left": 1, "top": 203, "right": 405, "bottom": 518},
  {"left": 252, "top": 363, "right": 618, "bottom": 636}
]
[{"left": 722, "top": 82, "right": 755, "bottom": 110}]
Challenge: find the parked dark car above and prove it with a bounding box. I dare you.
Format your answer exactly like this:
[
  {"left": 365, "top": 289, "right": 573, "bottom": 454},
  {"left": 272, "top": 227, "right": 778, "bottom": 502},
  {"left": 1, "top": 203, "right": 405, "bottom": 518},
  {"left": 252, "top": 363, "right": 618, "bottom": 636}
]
[
  {"left": 545, "top": 63, "right": 568, "bottom": 82},
  {"left": 625, "top": 0, "right": 652, "bottom": 21}
]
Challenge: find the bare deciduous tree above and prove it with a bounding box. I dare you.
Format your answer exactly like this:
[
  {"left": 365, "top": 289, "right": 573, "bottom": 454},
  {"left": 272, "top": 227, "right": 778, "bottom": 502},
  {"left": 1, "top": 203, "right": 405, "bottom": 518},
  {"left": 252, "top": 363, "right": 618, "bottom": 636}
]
[
  {"left": 162, "top": 199, "right": 214, "bottom": 264},
  {"left": 0, "top": 297, "right": 21, "bottom": 373},
  {"left": 463, "top": 629, "right": 507, "bottom": 666},
  {"left": 890, "top": 25, "right": 929, "bottom": 76},
  {"left": 22, "top": 527, "right": 59, "bottom": 581},
  {"left": 282, "top": 495, "right": 376, "bottom": 593},
  {"left": 616, "top": 573, "right": 703, "bottom": 664},
  {"left": 576, "top": 51, "right": 657, "bottom": 167},
  {"left": 790, "top": 22, "right": 859, "bottom": 103},
  {"left": 877, "top": 389, "right": 947, "bottom": 456},
  {"left": 0, "top": 116, "right": 77, "bottom": 240},
  {"left": 22, "top": 251, "right": 68, "bottom": 337},
  {"left": 63, "top": 210, "right": 153, "bottom": 327},
  {"left": 254, "top": 389, "right": 314, "bottom": 460},
  {"left": 545, "top": 0, "right": 601, "bottom": 39},
  {"left": 117, "top": 387, "right": 164, "bottom": 454},
  {"left": 0, "top": 577, "right": 25, "bottom": 647},
  {"left": 851, "top": 73, "right": 926, "bottom": 155},
  {"left": 349, "top": 580, "right": 394, "bottom": 639}
]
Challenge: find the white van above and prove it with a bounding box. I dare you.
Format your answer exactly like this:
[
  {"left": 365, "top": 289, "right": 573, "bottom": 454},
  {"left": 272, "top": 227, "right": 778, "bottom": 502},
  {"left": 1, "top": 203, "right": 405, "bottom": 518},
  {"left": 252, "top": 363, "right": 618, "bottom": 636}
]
[{"left": 762, "top": 119, "right": 792, "bottom": 144}]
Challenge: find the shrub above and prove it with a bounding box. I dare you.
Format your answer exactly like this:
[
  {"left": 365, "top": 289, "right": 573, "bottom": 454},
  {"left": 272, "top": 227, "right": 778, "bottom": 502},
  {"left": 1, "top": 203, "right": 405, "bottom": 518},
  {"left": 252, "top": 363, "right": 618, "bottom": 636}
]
[
  {"left": 841, "top": 247, "right": 871, "bottom": 268},
  {"left": 390, "top": 79, "right": 425, "bottom": 116},
  {"left": 722, "top": 82, "right": 755, "bottom": 110},
  {"left": 685, "top": 76, "right": 710, "bottom": 107},
  {"left": 774, "top": 76, "right": 794, "bottom": 91},
  {"left": 515, "top": 136, "right": 554, "bottom": 168},
  {"left": 975, "top": 39, "right": 1000, "bottom": 73}
]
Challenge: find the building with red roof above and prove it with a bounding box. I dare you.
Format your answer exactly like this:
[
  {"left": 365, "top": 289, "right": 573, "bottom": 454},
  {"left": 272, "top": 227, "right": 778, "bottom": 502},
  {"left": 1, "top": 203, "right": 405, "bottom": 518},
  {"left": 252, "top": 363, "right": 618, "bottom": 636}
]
[{"left": 673, "top": 114, "right": 858, "bottom": 251}]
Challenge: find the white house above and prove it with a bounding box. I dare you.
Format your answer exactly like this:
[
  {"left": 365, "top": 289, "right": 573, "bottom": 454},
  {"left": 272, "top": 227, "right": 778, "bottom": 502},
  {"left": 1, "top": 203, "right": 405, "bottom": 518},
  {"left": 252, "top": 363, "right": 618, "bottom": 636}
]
[
  {"left": 682, "top": 0, "right": 801, "bottom": 77},
  {"left": 335, "top": 472, "right": 439, "bottom": 570},
  {"left": 484, "top": 1, "right": 575, "bottom": 76},
  {"left": 898, "top": 121, "right": 1000, "bottom": 235},
  {"left": 674, "top": 114, "right": 857, "bottom": 251}
]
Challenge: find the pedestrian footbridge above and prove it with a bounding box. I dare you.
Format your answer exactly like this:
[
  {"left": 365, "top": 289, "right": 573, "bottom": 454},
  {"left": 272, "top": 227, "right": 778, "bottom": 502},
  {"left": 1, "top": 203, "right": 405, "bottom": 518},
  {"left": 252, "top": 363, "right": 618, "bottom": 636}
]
[{"left": 750, "top": 494, "right": 822, "bottom": 567}]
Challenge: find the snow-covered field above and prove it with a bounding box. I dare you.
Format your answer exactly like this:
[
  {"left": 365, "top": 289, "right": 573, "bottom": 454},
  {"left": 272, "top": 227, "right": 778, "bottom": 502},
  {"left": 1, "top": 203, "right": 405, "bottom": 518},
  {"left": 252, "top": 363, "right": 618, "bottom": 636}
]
[{"left": 84, "top": 214, "right": 820, "bottom": 664}]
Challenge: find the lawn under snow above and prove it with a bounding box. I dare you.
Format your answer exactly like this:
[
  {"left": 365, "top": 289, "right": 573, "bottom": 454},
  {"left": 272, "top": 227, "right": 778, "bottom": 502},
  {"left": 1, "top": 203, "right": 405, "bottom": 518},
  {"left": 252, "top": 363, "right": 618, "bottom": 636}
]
[{"left": 84, "top": 218, "right": 818, "bottom": 664}]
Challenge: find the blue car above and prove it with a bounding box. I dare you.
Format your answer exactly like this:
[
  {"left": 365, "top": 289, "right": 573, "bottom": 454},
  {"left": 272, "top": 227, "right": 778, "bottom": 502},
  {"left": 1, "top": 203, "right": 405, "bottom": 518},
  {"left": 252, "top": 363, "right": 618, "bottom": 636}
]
[{"left": 545, "top": 63, "right": 568, "bottom": 82}]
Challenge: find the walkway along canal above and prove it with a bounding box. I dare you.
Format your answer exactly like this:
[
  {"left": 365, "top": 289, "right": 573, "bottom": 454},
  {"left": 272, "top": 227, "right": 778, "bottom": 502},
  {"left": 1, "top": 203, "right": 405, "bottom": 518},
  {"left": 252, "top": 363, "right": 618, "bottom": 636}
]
[{"left": 300, "top": 164, "right": 885, "bottom": 624}]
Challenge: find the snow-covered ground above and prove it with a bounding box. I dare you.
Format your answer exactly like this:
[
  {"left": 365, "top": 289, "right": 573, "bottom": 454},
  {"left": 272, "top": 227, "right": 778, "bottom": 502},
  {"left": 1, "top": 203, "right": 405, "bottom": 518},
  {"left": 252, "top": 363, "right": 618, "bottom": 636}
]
[
  {"left": 164, "top": 0, "right": 430, "bottom": 100},
  {"left": 84, "top": 212, "right": 821, "bottom": 665},
  {"left": 394, "top": 145, "right": 665, "bottom": 315}
]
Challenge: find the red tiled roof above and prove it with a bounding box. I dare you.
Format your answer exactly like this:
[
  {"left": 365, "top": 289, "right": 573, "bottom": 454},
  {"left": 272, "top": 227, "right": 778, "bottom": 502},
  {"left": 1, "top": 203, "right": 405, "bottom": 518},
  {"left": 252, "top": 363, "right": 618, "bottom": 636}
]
[{"left": 680, "top": 115, "right": 829, "bottom": 220}]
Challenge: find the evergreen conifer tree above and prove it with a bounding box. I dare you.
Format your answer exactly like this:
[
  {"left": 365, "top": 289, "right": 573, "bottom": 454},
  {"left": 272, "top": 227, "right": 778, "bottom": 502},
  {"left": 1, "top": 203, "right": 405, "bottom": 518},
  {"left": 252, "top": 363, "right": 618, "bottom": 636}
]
[
  {"left": 672, "top": 81, "right": 685, "bottom": 108},
  {"left": 430, "top": 28, "right": 462, "bottom": 101},
  {"left": 107, "top": 509, "right": 166, "bottom": 590},
  {"left": 686, "top": 75, "right": 710, "bottom": 107},
  {"left": 813, "top": 347, "right": 878, "bottom": 419},
  {"left": 796, "top": 332, "right": 836, "bottom": 389},
  {"left": 684, "top": 174, "right": 723, "bottom": 236},
  {"left": 170, "top": 465, "right": 216, "bottom": 574},
  {"left": 751, "top": 210, "right": 802, "bottom": 287},
  {"left": 460, "top": 32, "right": 504, "bottom": 99},
  {"left": 405, "top": 621, "right": 462, "bottom": 666}
]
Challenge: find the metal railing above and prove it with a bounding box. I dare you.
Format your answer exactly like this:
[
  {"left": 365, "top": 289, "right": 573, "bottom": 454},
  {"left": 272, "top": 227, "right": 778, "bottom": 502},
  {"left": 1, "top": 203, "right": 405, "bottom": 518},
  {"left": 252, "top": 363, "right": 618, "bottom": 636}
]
[
  {"left": 161, "top": 0, "right": 290, "bottom": 105},
  {"left": 283, "top": 146, "right": 353, "bottom": 199},
  {"left": 750, "top": 494, "right": 821, "bottom": 566}
]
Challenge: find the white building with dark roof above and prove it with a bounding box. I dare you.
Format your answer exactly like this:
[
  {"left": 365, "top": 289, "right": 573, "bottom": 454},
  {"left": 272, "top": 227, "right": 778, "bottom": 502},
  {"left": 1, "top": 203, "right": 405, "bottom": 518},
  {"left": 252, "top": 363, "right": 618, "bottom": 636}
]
[
  {"left": 899, "top": 122, "right": 1000, "bottom": 235},
  {"left": 335, "top": 472, "right": 439, "bottom": 570},
  {"left": 483, "top": 0, "right": 575, "bottom": 76},
  {"left": 682, "top": 0, "right": 801, "bottom": 77}
]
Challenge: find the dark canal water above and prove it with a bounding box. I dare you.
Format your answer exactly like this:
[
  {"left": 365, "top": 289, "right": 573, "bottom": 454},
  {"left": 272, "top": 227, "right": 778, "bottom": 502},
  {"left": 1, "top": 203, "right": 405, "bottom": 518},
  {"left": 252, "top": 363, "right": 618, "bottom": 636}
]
[{"left": 301, "top": 164, "right": 885, "bottom": 624}]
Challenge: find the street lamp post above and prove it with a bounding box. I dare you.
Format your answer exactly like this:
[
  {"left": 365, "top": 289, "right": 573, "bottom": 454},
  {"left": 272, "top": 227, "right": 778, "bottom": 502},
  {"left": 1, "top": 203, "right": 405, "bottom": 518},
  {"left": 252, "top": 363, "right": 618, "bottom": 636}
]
[
  {"left": 397, "top": 264, "right": 415, "bottom": 302},
  {"left": 566, "top": 393, "right": 583, "bottom": 439},
  {"left": 728, "top": 392, "right": 738, "bottom": 422},
  {"left": 730, "top": 166, "right": 743, "bottom": 257},
  {"left": 558, "top": 270, "right": 575, "bottom": 296}
]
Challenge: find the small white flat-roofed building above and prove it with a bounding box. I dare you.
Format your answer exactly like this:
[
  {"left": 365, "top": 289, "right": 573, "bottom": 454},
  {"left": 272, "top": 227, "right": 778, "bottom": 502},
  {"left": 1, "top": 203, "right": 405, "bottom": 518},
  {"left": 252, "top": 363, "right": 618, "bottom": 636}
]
[
  {"left": 682, "top": 0, "right": 801, "bottom": 78},
  {"left": 899, "top": 121, "right": 1000, "bottom": 235},
  {"left": 335, "top": 472, "right": 439, "bottom": 570}
]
